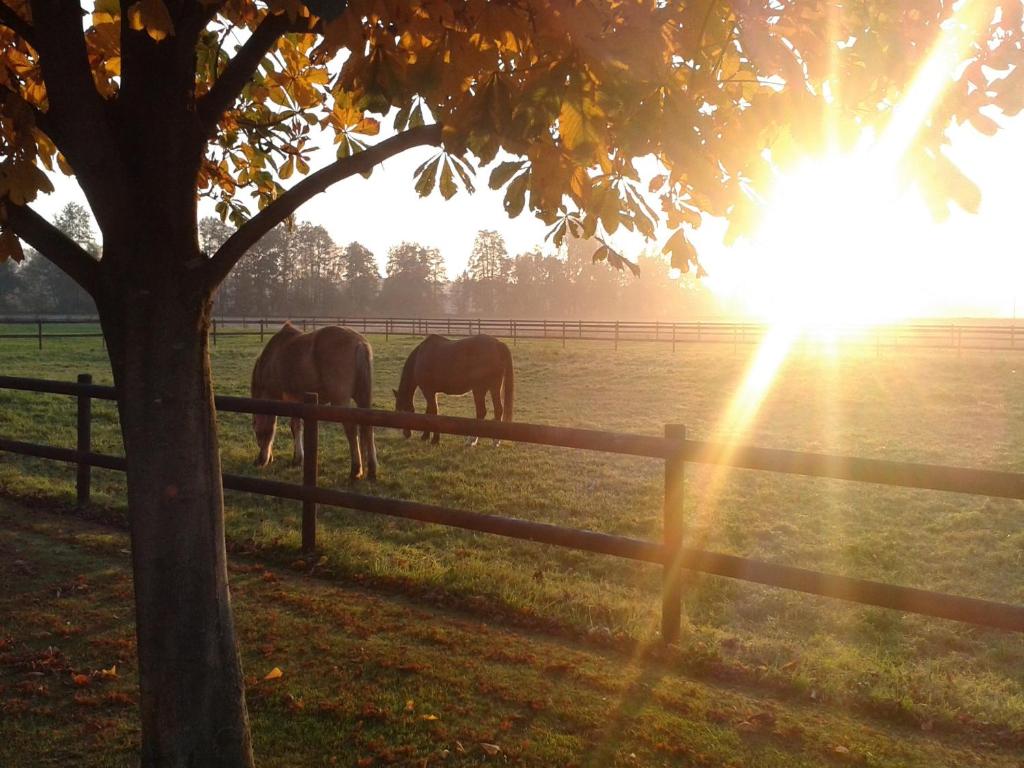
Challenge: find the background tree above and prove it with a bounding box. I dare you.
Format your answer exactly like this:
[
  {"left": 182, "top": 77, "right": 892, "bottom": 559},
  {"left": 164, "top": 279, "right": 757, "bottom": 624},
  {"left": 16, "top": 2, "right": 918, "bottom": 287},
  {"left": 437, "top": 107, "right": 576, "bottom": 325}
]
[
  {"left": 380, "top": 241, "right": 447, "bottom": 316},
  {"left": 340, "top": 241, "right": 380, "bottom": 315},
  {"left": 464, "top": 229, "right": 512, "bottom": 315},
  {"left": 13, "top": 202, "right": 96, "bottom": 314},
  {"left": 0, "top": 2, "right": 1018, "bottom": 766}
]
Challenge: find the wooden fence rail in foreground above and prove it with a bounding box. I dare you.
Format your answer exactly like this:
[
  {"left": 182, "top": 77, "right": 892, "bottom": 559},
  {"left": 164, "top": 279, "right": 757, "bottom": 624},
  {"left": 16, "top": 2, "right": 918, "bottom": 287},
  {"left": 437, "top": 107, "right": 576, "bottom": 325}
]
[
  {"left": 3, "top": 315, "right": 1024, "bottom": 355},
  {"left": 0, "top": 374, "right": 1022, "bottom": 639}
]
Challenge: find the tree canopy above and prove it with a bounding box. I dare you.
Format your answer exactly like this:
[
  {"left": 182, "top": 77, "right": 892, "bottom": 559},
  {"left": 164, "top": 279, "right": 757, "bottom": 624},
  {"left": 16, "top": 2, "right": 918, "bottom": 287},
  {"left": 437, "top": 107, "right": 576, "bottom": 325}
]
[{"left": 1, "top": 0, "right": 1019, "bottom": 283}]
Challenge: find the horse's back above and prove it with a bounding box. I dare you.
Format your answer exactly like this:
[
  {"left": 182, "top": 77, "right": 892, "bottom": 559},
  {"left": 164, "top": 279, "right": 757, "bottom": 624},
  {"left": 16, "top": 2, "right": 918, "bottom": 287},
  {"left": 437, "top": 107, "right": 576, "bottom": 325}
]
[
  {"left": 256, "top": 325, "right": 371, "bottom": 403},
  {"left": 414, "top": 334, "right": 508, "bottom": 392}
]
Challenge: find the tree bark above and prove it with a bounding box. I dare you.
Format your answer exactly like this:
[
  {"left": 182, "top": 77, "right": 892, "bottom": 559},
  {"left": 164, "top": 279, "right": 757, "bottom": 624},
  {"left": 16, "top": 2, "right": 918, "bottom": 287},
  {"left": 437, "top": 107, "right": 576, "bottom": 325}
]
[{"left": 98, "top": 272, "right": 253, "bottom": 768}]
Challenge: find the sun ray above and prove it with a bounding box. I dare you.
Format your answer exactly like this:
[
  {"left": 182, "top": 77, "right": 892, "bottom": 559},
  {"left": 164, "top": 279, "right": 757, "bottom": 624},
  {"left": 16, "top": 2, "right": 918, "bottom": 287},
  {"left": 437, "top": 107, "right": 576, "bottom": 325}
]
[{"left": 688, "top": 0, "right": 998, "bottom": 554}]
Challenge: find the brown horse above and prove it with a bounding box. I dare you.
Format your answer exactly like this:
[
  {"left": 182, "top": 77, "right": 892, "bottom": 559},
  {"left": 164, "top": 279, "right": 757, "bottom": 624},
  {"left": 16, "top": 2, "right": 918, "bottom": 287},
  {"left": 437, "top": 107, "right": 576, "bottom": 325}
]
[
  {"left": 251, "top": 322, "right": 377, "bottom": 480},
  {"left": 393, "top": 334, "right": 514, "bottom": 445}
]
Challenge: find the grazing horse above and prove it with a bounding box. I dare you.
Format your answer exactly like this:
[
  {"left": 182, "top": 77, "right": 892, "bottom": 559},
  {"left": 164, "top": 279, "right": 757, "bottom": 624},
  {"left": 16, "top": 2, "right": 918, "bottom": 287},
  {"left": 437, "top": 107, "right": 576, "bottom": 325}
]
[
  {"left": 393, "top": 334, "right": 514, "bottom": 445},
  {"left": 251, "top": 322, "right": 377, "bottom": 481}
]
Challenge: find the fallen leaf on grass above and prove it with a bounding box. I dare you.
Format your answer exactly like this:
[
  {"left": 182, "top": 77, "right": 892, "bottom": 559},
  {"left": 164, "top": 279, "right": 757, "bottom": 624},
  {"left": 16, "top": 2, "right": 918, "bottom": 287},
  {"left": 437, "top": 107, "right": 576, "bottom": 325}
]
[
  {"left": 420, "top": 714, "right": 439, "bottom": 721},
  {"left": 405, "top": 698, "right": 415, "bottom": 712},
  {"left": 72, "top": 673, "right": 91, "bottom": 687},
  {"left": 263, "top": 667, "right": 283, "bottom": 681},
  {"left": 480, "top": 743, "right": 501, "bottom": 756},
  {"left": 98, "top": 664, "right": 117, "bottom": 679},
  {"left": 834, "top": 745, "right": 850, "bottom": 754}
]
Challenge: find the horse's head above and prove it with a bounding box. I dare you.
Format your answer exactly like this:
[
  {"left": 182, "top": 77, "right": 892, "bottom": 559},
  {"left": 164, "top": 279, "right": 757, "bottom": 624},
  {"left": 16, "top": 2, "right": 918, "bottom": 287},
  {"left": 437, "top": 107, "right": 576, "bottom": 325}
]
[
  {"left": 393, "top": 388, "right": 413, "bottom": 438},
  {"left": 253, "top": 412, "right": 278, "bottom": 466}
]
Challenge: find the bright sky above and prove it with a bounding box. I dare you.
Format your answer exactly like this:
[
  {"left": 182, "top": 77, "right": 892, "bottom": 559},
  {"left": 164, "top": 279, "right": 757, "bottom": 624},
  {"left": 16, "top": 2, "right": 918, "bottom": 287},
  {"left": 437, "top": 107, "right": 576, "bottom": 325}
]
[
  {"left": 32, "top": 95, "right": 1022, "bottom": 320},
  {"left": 699, "top": 114, "right": 1024, "bottom": 321}
]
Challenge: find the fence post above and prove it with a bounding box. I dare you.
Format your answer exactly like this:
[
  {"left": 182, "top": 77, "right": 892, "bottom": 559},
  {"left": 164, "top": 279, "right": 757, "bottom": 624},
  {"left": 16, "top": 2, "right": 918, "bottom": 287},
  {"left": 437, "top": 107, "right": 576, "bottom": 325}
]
[
  {"left": 212, "top": 318, "right": 218, "bottom": 346},
  {"left": 76, "top": 373, "right": 92, "bottom": 507},
  {"left": 259, "top": 318, "right": 265, "bottom": 343},
  {"left": 671, "top": 323, "right": 677, "bottom": 354},
  {"left": 37, "top": 320, "right": 42, "bottom": 350},
  {"left": 614, "top": 321, "right": 619, "bottom": 351},
  {"left": 662, "top": 424, "right": 686, "bottom": 643},
  {"left": 301, "top": 392, "right": 319, "bottom": 555},
  {"left": 512, "top": 320, "right": 517, "bottom": 346},
  {"left": 385, "top": 318, "right": 390, "bottom": 342},
  {"left": 562, "top": 321, "right": 566, "bottom": 348}
]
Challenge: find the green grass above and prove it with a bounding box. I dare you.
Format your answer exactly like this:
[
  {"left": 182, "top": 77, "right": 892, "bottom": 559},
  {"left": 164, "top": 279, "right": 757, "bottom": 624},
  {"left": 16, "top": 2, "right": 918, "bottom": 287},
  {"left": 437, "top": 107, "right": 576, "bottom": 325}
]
[
  {"left": 2, "top": 499, "right": 1021, "bottom": 767},
  {"left": 0, "top": 331, "right": 1023, "bottom": 742}
]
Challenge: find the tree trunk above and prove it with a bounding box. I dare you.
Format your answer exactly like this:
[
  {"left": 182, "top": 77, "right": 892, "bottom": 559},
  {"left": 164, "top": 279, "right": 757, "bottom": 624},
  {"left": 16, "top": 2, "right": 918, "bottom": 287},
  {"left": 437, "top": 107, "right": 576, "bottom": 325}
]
[{"left": 99, "top": 282, "right": 254, "bottom": 768}]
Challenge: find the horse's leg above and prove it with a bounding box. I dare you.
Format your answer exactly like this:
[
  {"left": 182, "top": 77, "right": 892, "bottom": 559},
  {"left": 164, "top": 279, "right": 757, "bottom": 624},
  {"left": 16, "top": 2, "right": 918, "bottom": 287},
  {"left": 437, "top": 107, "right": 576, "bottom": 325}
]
[
  {"left": 360, "top": 423, "right": 377, "bottom": 480},
  {"left": 467, "top": 388, "right": 486, "bottom": 447},
  {"left": 489, "top": 384, "right": 503, "bottom": 447},
  {"left": 289, "top": 417, "right": 303, "bottom": 466},
  {"left": 420, "top": 388, "right": 433, "bottom": 442},
  {"left": 344, "top": 422, "right": 363, "bottom": 482},
  {"left": 425, "top": 391, "right": 441, "bottom": 445}
]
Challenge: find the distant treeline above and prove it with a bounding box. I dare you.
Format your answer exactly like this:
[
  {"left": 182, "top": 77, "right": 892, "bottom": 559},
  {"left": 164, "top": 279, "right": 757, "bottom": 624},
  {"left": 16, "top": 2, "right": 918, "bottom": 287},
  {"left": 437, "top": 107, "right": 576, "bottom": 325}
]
[{"left": 2, "top": 203, "right": 720, "bottom": 320}]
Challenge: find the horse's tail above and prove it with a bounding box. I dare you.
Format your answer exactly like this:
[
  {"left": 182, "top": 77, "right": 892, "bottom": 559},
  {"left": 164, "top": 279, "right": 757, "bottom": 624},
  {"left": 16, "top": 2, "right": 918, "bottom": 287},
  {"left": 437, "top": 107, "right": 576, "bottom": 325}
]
[
  {"left": 354, "top": 340, "right": 374, "bottom": 409},
  {"left": 501, "top": 342, "right": 514, "bottom": 422}
]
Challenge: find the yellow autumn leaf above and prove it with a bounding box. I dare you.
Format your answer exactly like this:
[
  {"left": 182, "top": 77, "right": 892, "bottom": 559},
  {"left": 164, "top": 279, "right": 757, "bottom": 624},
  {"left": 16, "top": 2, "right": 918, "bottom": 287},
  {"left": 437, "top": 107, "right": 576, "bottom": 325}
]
[
  {"left": 263, "top": 666, "right": 283, "bottom": 681},
  {"left": 420, "top": 714, "right": 439, "bottom": 721},
  {"left": 127, "top": 0, "right": 175, "bottom": 42},
  {"left": 99, "top": 664, "right": 118, "bottom": 679},
  {"left": 405, "top": 698, "right": 415, "bottom": 711}
]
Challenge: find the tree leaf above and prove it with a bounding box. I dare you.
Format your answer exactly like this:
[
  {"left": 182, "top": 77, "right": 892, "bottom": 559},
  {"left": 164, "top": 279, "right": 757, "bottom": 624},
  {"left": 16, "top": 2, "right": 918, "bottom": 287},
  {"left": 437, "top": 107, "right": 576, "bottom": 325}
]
[
  {"left": 414, "top": 155, "right": 441, "bottom": 197},
  {"left": 662, "top": 228, "right": 698, "bottom": 272},
  {"left": 488, "top": 160, "right": 526, "bottom": 190},
  {"left": 503, "top": 171, "right": 529, "bottom": 217},
  {"left": 127, "top": 0, "right": 175, "bottom": 41},
  {"left": 263, "top": 667, "right": 283, "bottom": 681},
  {"left": 439, "top": 160, "right": 457, "bottom": 199}
]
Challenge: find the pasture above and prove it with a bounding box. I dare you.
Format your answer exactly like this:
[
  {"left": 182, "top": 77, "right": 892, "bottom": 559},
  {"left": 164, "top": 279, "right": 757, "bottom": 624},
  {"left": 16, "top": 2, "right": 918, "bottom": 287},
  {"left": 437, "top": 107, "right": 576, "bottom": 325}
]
[{"left": 1, "top": 328, "right": 1022, "bottom": 749}]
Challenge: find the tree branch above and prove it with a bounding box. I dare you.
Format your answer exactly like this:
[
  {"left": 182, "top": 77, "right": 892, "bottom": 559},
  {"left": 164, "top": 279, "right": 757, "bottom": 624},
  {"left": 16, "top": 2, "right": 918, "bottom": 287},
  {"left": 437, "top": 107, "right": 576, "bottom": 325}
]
[
  {"left": 3, "top": 202, "right": 100, "bottom": 295},
  {"left": 196, "top": 12, "right": 295, "bottom": 136},
  {"left": 29, "top": 1, "right": 128, "bottom": 230},
  {"left": 205, "top": 124, "right": 443, "bottom": 288},
  {"left": 0, "top": 2, "right": 37, "bottom": 49}
]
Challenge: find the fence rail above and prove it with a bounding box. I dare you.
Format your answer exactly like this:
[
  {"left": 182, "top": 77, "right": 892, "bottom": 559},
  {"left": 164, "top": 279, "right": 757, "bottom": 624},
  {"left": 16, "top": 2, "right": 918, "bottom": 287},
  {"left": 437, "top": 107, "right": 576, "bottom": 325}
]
[
  {"left": 2, "top": 315, "right": 1023, "bottom": 354},
  {"left": 1, "top": 374, "right": 1022, "bottom": 637}
]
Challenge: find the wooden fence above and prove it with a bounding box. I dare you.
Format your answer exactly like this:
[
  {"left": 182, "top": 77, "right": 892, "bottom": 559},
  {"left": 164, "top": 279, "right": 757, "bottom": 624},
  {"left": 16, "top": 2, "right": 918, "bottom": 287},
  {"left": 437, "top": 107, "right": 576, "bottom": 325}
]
[
  {"left": 1, "top": 373, "right": 1022, "bottom": 641},
  {"left": 2, "top": 315, "right": 1024, "bottom": 354}
]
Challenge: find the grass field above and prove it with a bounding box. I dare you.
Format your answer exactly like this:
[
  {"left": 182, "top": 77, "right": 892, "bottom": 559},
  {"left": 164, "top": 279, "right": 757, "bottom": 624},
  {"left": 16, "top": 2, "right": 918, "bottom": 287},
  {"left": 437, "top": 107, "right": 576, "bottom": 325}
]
[
  {"left": 1, "top": 329, "right": 1022, "bottom": 748},
  {"left": 7, "top": 501, "right": 1022, "bottom": 767}
]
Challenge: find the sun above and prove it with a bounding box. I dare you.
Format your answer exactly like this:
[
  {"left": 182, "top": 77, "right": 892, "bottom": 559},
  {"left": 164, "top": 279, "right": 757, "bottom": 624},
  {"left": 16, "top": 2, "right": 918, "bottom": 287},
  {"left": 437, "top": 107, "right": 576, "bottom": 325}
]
[{"left": 705, "top": 145, "right": 938, "bottom": 333}]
